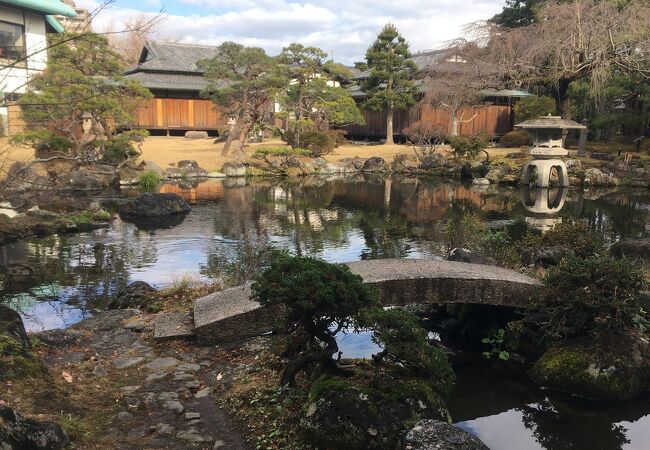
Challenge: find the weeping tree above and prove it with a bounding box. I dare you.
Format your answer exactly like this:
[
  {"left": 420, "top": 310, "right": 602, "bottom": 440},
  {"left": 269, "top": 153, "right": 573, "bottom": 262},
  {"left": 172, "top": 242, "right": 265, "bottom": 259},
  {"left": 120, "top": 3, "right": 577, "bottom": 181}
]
[
  {"left": 476, "top": 0, "right": 650, "bottom": 118},
  {"left": 17, "top": 33, "right": 151, "bottom": 163},
  {"left": 362, "top": 24, "right": 417, "bottom": 144},
  {"left": 278, "top": 43, "right": 364, "bottom": 146},
  {"left": 199, "top": 42, "right": 287, "bottom": 156}
]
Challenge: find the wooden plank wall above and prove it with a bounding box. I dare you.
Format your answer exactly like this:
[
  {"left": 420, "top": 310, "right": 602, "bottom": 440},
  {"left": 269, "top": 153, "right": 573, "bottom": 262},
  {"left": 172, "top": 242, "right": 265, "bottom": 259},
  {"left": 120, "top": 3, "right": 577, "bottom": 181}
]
[
  {"left": 346, "top": 104, "right": 513, "bottom": 138},
  {"left": 7, "top": 102, "right": 27, "bottom": 135},
  {"left": 133, "top": 98, "right": 221, "bottom": 131}
]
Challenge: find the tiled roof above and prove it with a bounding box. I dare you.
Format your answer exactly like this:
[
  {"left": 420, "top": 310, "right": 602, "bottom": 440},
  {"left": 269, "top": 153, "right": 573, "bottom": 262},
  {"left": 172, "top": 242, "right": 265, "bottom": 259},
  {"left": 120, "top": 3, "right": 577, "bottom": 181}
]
[
  {"left": 126, "top": 41, "right": 222, "bottom": 75},
  {"left": 124, "top": 71, "right": 208, "bottom": 91}
]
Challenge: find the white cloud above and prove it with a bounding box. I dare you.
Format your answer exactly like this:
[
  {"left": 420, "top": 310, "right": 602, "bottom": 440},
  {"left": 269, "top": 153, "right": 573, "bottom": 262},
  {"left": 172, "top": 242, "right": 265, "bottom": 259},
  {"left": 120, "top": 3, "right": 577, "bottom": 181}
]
[{"left": 76, "top": 0, "right": 505, "bottom": 64}]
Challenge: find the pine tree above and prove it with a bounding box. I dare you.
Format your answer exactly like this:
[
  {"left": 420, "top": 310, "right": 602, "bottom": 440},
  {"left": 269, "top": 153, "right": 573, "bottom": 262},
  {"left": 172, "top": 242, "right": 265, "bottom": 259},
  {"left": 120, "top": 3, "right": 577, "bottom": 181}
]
[{"left": 362, "top": 24, "right": 417, "bottom": 145}]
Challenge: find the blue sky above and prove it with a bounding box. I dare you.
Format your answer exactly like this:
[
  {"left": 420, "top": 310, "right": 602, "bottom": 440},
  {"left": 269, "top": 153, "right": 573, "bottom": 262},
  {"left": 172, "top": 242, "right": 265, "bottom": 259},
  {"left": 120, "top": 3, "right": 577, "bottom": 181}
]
[{"left": 77, "top": 0, "right": 506, "bottom": 64}]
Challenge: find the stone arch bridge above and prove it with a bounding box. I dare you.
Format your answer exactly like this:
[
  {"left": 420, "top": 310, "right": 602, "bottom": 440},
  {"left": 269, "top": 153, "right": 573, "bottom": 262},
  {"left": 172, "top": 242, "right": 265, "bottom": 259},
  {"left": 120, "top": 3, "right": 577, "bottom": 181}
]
[{"left": 154, "top": 259, "right": 541, "bottom": 345}]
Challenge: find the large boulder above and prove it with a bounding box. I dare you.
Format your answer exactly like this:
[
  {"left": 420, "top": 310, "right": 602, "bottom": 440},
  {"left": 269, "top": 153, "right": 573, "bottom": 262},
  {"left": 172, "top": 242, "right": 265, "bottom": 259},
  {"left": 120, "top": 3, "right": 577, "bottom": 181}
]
[
  {"left": 118, "top": 193, "right": 191, "bottom": 219},
  {"left": 108, "top": 281, "right": 157, "bottom": 311},
  {"left": 609, "top": 238, "right": 650, "bottom": 263},
  {"left": 0, "top": 305, "right": 30, "bottom": 351},
  {"left": 361, "top": 157, "right": 387, "bottom": 173},
  {"left": 311, "top": 158, "right": 341, "bottom": 174},
  {"left": 401, "top": 420, "right": 489, "bottom": 450},
  {"left": 301, "top": 378, "right": 448, "bottom": 450},
  {"left": 0, "top": 405, "right": 68, "bottom": 450},
  {"left": 184, "top": 130, "right": 208, "bottom": 140},
  {"left": 221, "top": 162, "right": 247, "bottom": 177},
  {"left": 67, "top": 171, "right": 105, "bottom": 191},
  {"left": 448, "top": 248, "right": 492, "bottom": 266},
  {"left": 485, "top": 163, "right": 517, "bottom": 184},
  {"left": 420, "top": 153, "right": 445, "bottom": 170},
  {"left": 582, "top": 168, "right": 620, "bottom": 186},
  {"left": 530, "top": 337, "right": 650, "bottom": 401}
]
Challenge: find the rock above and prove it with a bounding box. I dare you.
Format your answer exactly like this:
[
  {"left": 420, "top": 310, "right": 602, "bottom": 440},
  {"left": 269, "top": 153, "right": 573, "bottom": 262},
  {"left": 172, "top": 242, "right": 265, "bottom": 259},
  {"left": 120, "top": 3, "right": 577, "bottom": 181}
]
[
  {"left": 420, "top": 153, "right": 445, "bottom": 170},
  {"left": 33, "top": 329, "right": 80, "bottom": 349},
  {"left": 112, "top": 356, "right": 145, "bottom": 370},
  {"left": 67, "top": 170, "right": 104, "bottom": 191},
  {"left": 609, "top": 238, "right": 650, "bottom": 263},
  {"left": 402, "top": 419, "right": 489, "bottom": 450},
  {"left": 186, "top": 380, "right": 201, "bottom": 389},
  {"left": 176, "top": 363, "right": 201, "bottom": 372},
  {"left": 0, "top": 305, "right": 30, "bottom": 351},
  {"left": 485, "top": 163, "right": 516, "bottom": 184},
  {"left": 167, "top": 160, "right": 209, "bottom": 178},
  {"left": 143, "top": 160, "right": 163, "bottom": 176},
  {"left": 459, "top": 163, "right": 473, "bottom": 180},
  {"left": 472, "top": 178, "right": 490, "bottom": 186},
  {"left": 117, "top": 411, "right": 133, "bottom": 421},
  {"left": 448, "top": 248, "right": 492, "bottom": 265},
  {"left": 565, "top": 159, "right": 582, "bottom": 172},
  {"left": 173, "top": 371, "right": 195, "bottom": 381},
  {"left": 108, "top": 281, "right": 157, "bottom": 310},
  {"left": 195, "top": 388, "right": 211, "bottom": 399},
  {"left": 176, "top": 428, "right": 210, "bottom": 443},
  {"left": 145, "top": 357, "right": 180, "bottom": 371},
  {"left": 163, "top": 400, "right": 185, "bottom": 414},
  {"left": 154, "top": 423, "right": 174, "bottom": 435},
  {"left": 590, "top": 152, "right": 615, "bottom": 161},
  {"left": 582, "top": 168, "right": 620, "bottom": 187},
  {"left": 119, "top": 193, "right": 191, "bottom": 219},
  {"left": 301, "top": 379, "right": 448, "bottom": 450},
  {"left": 185, "top": 131, "right": 209, "bottom": 140},
  {"left": 221, "top": 162, "right": 247, "bottom": 177},
  {"left": 531, "top": 246, "right": 571, "bottom": 267},
  {"left": 530, "top": 337, "right": 650, "bottom": 401},
  {"left": 185, "top": 412, "right": 201, "bottom": 420},
  {"left": 92, "top": 365, "right": 108, "bottom": 377},
  {"left": 361, "top": 157, "right": 387, "bottom": 173},
  {"left": 207, "top": 172, "right": 227, "bottom": 178},
  {"left": 0, "top": 406, "right": 68, "bottom": 450},
  {"left": 213, "top": 440, "right": 226, "bottom": 449},
  {"left": 311, "top": 158, "right": 341, "bottom": 174}
]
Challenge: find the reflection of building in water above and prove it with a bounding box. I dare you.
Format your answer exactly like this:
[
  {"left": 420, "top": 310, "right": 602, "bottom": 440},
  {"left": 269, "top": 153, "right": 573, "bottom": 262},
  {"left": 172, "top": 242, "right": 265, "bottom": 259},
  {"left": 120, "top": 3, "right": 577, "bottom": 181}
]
[{"left": 521, "top": 187, "right": 567, "bottom": 233}]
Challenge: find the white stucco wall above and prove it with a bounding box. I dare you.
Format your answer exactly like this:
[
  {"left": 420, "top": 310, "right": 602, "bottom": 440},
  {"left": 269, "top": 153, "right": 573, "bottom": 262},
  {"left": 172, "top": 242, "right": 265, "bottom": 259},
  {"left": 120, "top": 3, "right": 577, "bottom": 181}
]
[{"left": 0, "top": 5, "right": 48, "bottom": 133}]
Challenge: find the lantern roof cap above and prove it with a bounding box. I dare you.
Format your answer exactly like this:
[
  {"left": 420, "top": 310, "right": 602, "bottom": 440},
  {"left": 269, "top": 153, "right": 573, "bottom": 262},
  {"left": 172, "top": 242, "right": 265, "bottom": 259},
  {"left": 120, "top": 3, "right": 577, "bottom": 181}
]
[{"left": 515, "top": 114, "right": 586, "bottom": 130}]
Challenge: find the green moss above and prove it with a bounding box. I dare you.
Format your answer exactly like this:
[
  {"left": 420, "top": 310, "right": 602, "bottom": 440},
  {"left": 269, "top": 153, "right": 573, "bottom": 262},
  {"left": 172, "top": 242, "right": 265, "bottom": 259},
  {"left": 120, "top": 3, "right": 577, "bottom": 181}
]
[
  {"left": 530, "top": 346, "right": 641, "bottom": 401},
  {"left": 308, "top": 375, "right": 350, "bottom": 402},
  {"left": 0, "top": 335, "right": 48, "bottom": 381}
]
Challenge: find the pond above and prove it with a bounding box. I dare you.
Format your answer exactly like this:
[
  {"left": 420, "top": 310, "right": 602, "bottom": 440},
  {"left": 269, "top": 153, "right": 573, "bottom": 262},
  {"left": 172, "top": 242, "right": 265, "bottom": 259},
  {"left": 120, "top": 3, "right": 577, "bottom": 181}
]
[{"left": 1, "top": 175, "right": 650, "bottom": 449}]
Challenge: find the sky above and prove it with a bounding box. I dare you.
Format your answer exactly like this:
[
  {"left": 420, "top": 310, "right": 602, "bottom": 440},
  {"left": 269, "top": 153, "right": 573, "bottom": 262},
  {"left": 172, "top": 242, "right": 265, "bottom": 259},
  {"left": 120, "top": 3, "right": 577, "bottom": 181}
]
[{"left": 76, "top": 0, "right": 506, "bottom": 64}]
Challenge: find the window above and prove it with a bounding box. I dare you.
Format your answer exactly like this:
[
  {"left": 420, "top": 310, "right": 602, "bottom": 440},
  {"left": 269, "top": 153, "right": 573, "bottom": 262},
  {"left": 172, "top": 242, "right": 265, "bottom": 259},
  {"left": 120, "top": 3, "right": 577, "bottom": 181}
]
[{"left": 0, "top": 20, "right": 26, "bottom": 63}]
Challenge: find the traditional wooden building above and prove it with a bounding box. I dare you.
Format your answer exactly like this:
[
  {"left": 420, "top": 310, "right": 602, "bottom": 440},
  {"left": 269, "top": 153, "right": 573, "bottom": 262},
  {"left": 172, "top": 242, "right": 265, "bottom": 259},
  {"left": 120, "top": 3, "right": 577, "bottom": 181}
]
[{"left": 123, "top": 41, "right": 223, "bottom": 134}]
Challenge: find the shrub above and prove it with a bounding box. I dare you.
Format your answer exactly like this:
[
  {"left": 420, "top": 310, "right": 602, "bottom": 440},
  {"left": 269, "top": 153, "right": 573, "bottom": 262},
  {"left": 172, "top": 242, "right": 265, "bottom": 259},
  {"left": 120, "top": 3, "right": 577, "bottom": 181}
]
[
  {"left": 443, "top": 211, "right": 486, "bottom": 256},
  {"left": 361, "top": 307, "right": 455, "bottom": 397},
  {"left": 522, "top": 220, "right": 604, "bottom": 259},
  {"left": 500, "top": 130, "right": 532, "bottom": 147},
  {"left": 536, "top": 255, "right": 647, "bottom": 341},
  {"left": 138, "top": 171, "right": 160, "bottom": 190},
  {"left": 284, "top": 130, "right": 336, "bottom": 156},
  {"left": 480, "top": 229, "right": 521, "bottom": 269},
  {"left": 403, "top": 120, "right": 448, "bottom": 162},
  {"left": 326, "top": 129, "right": 349, "bottom": 146},
  {"left": 251, "top": 254, "right": 378, "bottom": 386},
  {"left": 252, "top": 146, "right": 311, "bottom": 159},
  {"left": 102, "top": 130, "right": 149, "bottom": 164},
  {"left": 514, "top": 95, "right": 556, "bottom": 122},
  {"left": 11, "top": 131, "right": 72, "bottom": 158},
  {"left": 449, "top": 134, "right": 490, "bottom": 159}
]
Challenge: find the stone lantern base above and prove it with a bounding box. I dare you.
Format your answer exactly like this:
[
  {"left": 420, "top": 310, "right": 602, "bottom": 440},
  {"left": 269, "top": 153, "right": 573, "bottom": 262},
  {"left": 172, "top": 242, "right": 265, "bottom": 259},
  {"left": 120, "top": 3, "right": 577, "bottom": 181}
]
[{"left": 521, "top": 159, "right": 569, "bottom": 188}]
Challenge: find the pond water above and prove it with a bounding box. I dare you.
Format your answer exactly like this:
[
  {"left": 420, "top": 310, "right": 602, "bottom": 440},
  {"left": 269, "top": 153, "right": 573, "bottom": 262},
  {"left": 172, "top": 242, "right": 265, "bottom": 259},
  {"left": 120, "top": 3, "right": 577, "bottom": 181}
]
[{"left": 1, "top": 175, "right": 650, "bottom": 449}]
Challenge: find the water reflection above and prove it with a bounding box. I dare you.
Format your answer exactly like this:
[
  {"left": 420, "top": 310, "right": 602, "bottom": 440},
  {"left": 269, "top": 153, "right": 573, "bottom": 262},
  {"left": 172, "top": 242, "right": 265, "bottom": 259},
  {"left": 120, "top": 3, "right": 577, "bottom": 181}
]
[{"left": 521, "top": 187, "right": 567, "bottom": 233}]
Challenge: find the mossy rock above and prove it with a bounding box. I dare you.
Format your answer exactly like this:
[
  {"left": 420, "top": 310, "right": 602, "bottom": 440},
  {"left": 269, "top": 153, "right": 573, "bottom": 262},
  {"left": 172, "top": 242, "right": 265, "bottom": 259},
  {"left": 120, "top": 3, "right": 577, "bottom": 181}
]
[
  {"left": 529, "top": 339, "right": 650, "bottom": 401},
  {"left": 0, "top": 335, "right": 48, "bottom": 381},
  {"left": 301, "top": 376, "right": 449, "bottom": 450}
]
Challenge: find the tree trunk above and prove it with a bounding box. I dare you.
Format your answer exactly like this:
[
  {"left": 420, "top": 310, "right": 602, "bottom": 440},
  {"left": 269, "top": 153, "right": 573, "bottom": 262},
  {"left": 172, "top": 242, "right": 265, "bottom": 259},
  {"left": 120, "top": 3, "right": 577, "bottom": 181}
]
[
  {"left": 451, "top": 113, "right": 459, "bottom": 136},
  {"left": 555, "top": 78, "right": 572, "bottom": 119},
  {"left": 231, "top": 123, "right": 251, "bottom": 159},
  {"left": 386, "top": 107, "right": 394, "bottom": 145}
]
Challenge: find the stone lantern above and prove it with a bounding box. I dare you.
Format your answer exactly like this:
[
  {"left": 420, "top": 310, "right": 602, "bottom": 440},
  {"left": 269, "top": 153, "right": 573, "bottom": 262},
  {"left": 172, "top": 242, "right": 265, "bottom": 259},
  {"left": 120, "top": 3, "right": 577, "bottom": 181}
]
[{"left": 516, "top": 115, "right": 586, "bottom": 187}]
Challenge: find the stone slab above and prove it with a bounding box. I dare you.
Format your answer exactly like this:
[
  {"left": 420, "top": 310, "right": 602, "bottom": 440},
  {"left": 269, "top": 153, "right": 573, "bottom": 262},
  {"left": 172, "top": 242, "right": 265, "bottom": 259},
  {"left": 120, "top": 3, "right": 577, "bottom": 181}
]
[
  {"left": 192, "top": 259, "right": 541, "bottom": 345},
  {"left": 154, "top": 312, "right": 195, "bottom": 342}
]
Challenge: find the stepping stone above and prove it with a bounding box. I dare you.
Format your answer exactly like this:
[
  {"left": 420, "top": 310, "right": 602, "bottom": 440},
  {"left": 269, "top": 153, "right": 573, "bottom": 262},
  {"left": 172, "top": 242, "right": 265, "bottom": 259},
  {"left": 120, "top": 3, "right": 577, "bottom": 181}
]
[
  {"left": 145, "top": 372, "right": 169, "bottom": 382},
  {"left": 163, "top": 400, "right": 185, "bottom": 414},
  {"left": 195, "top": 388, "right": 211, "bottom": 399},
  {"left": 158, "top": 392, "right": 179, "bottom": 402},
  {"left": 177, "top": 363, "right": 201, "bottom": 372},
  {"left": 185, "top": 412, "right": 201, "bottom": 420},
  {"left": 119, "top": 385, "right": 140, "bottom": 394},
  {"left": 173, "top": 371, "right": 195, "bottom": 381},
  {"left": 145, "top": 357, "right": 180, "bottom": 371},
  {"left": 154, "top": 312, "right": 195, "bottom": 342},
  {"left": 113, "top": 356, "right": 145, "bottom": 369}
]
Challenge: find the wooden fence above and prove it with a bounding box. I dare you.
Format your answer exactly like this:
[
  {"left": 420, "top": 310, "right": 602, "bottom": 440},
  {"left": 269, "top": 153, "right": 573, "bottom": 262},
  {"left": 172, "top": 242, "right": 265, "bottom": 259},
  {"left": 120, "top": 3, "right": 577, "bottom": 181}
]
[
  {"left": 345, "top": 104, "right": 514, "bottom": 138},
  {"left": 133, "top": 98, "right": 222, "bottom": 131}
]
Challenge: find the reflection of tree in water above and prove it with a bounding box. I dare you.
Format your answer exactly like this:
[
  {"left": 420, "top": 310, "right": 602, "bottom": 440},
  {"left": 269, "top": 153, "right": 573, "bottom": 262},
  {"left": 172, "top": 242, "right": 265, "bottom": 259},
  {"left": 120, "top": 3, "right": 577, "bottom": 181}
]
[
  {"left": 358, "top": 211, "right": 411, "bottom": 259},
  {"left": 520, "top": 399, "right": 629, "bottom": 450}
]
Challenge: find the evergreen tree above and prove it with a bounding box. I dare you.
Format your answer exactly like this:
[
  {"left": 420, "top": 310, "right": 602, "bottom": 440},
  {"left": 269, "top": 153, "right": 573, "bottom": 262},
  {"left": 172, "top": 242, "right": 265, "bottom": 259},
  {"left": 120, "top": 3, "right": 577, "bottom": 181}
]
[
  {"left": 19, "top": 33, "right": 151, "bottom": 160},
  {"left": 362, "top": 24, "right": 417, "bottom": 145},
  {"left": 490, "top": 0, "right": 542, "bottom": 28},
  {"left": 199, "top": 42, "right": 287, "bottom": 156}
]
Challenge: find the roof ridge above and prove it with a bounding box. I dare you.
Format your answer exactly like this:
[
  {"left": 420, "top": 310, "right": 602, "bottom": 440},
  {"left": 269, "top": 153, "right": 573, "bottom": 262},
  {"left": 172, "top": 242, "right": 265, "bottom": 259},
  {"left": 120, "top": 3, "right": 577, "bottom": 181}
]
[{"left": 146, "top": 40, "right": 220, "bottom": 50}]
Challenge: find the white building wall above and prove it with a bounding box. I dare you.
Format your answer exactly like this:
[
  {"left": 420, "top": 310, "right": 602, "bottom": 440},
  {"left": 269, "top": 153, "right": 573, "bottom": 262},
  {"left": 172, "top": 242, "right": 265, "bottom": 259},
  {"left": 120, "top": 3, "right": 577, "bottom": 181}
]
[{"left": 0, "top": 5, "right": 48, "bottom": 134}]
